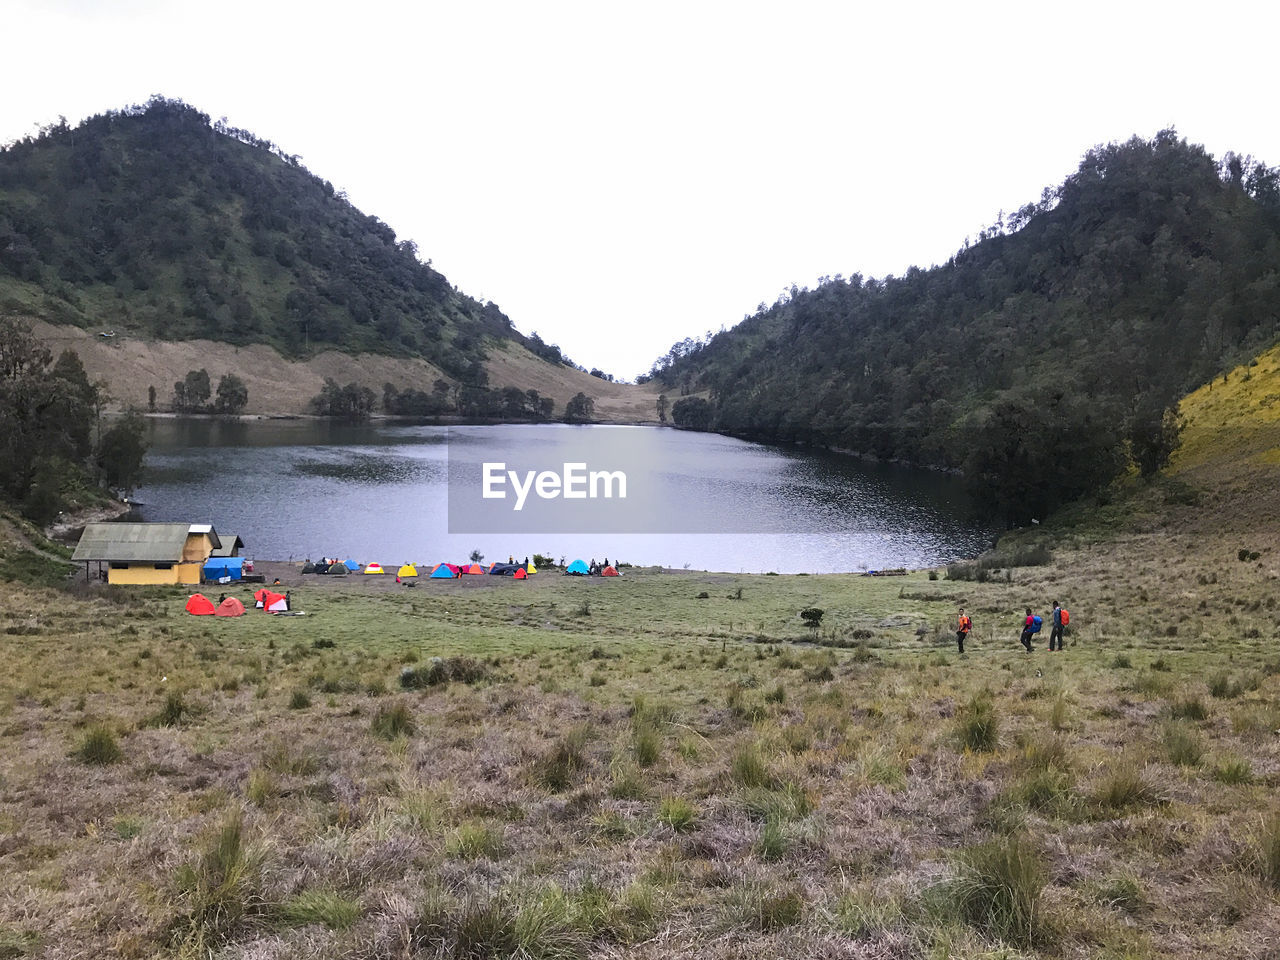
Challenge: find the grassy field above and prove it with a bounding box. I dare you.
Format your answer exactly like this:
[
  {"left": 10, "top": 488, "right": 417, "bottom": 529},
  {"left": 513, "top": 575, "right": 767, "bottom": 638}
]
[{"left": 1, "top": 354, "right": 1278, "bottom": 959}]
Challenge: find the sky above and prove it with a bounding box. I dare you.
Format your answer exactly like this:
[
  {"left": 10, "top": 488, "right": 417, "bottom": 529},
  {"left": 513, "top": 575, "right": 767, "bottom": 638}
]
[{"left": 5, "top": 0, "right": 1280, "bottom": 379}]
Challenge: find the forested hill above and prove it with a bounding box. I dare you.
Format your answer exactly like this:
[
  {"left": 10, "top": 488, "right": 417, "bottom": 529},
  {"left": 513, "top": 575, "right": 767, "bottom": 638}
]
[
  {"left": 0, "top": 97, "right": 567, "bottom": 381},
  {"left": 649, "top": 131, "right": 1280, "bottom": 523}
]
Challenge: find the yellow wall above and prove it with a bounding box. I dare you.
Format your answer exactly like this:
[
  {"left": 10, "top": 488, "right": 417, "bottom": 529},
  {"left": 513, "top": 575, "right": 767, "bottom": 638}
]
[
  {"left": 107, "top": 562, "right": 203, "bottom": 586},
  {"left": 182, "top": 533, "right": 217, "bottom": 563}
]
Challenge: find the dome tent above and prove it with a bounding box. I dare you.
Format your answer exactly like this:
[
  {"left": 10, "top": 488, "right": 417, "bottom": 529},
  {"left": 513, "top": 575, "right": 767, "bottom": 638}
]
[
  {"left": 397, "top": 564, "right": 418, "bottom": 577},
  {"left": 215, "top": 597, "right": 245, "bottom": 617},
  {"left": 185, "top": 593, "right": 216, "bottom": 615},
  {"left": 565, "top": 559, "right": 590, "bottom": 576}
]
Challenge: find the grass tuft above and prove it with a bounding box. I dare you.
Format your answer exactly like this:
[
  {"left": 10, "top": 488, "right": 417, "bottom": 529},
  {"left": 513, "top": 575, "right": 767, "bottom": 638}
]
[
  {"left": 956, "top": 693, "right": 999, "bottom": 752},
  {"left": 371, "top": 699, "right": 415, "bottom": 740},
  {"left": 276, "top": 889, "right": 360, "bottom": 930},
  {"left": 74, "top": 725, "right": 122, "bottom": 765},
  {"left": 945, "top": 833, "right": 1046, "bottom": 946},
  {"left": 657, "top": 796, "right": 697, "bottom": 832}
]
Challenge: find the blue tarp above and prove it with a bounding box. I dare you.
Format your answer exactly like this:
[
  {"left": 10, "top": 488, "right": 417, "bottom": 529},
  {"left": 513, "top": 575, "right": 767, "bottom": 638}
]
[
  {"left": 488, "top": 563, "right": 520, "bottom": 576},
  {"left": 566, "top": 558, "right": 590, "bottom": 575},
  {"left": 202, "top": 557, "right": 244, "bottom": 581},
  {"left": 343, "top": 559, "right": 360, "bottom": 571}
]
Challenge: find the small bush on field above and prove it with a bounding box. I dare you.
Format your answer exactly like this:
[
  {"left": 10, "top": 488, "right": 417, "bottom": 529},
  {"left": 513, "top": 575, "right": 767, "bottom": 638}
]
[
  {"left": 276, "top": 890, "right": 360, "bottom": 930},
  {"left": 262, "top": 740, "right": 319, "bottom": 776},
  {"left": 1169, "top": 696, "right": 1207, "bottom": 721},
  {"left": 147, "top": 691, "right": 197, "bottom": 727},
  {"left": 400, "top": 656, "right": 492, "bottom": 689},
  {"left": 1258, "top": 813, "right": 1280, "bottom": 889},
  {"left": 1209, "top": 672, "right": 1244, "bottom": 699},
  {"left": 956, "top": 693, "right": 998, "bottom": 752},
  {"left": 447, "top": 822, "right": 505, "bottom": 860},
  {"left": 533, "top": 724, "right": 593, "bottom": 791},
  {"left": 1095, "top": 874, "right": 1145, "bottom": 914},
  {"left": 74, "top": 725, "right": 122, "bottom": 765},
  {"left": 730, "top": 744, "right": 773, "bottom": 788},
  {"left": 288, "top": 690, "right": 311, "bottom": 710},
  {"left": 657, "top": 796, "right": 697, "bottom": 832},
  {"left": 245, "top": 769, "right": 278, "bottom": 806},
  {"left": 741, "top": 781, "right": 812, "bottom": 822},
  {"left": 1161, "top": 722, "right": 1203, "bottom": 766},
  {"left": 944, "top": 834, "right": 1046, "bottom": 946},
  {"left": 1093, "top": 762, "right": 1163, "bottom": 811},
  {"left": 1213, "top": 757, "right": 1254, "bottom": 785},
  {"left": 725, "top": 880, "right": 804, "bottom": 930},
  {"left": 371, "top": 700, "right": 415, "bottom": 740},
  {"left": 633, "top": 723, "right": 661, "bottom": 767},
  {"left": 1111, "top": 654, "right": 1133, "bottom": 669},
  {"left": 756, "top": 817, "right": 788, "bottom": 861},
  {"left": 609, "top": 760, "right": 649, "bottom": 800},
  {"left": 171, "top": 812, "right": 264, "bottom": 948},
  {"left": 1050, "top": 692, "right": 1069, "bottom": 731},
  {"left": 764, "top": 683, "right": 786, "bottom": 704}
]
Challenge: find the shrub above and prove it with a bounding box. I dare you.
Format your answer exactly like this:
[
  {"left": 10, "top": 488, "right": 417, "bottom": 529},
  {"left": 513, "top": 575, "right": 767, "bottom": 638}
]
[
  {"left": 148, "top": 691, "right": 196, "bottom": 727},
  {"left": 1161, "top": 722, "right": 1203, "bottom": 766},
  {"left": 956, "top": 694, "right": 999, "bottom": 752},
  {"left": 946, "top": 834, "right": 1046, "bottom": 946},
  {"left": 371, "top": 700, "right": 415, "bottom": 740},
  {"left": 400, "top": 656, "right": 492, "bottom": 689},
  {"left": 446, "top": 823, "right": 505, "bottom": 860},
  {"left": 1111, "top": 654, "right": 1133, "bottom": 669},
  {"left": 1169, "top": 696, "right": 1207, "bottom": 721},
  {"left": 288, "top": 690, "right": 311, "bottom": 710},
  {"left": 172, "top": 812, "right": 264, "bottom": 947},
  {"left": 74, "top": 725, "right": 123, "bottom": 765},
  {"left": 533, "top": 724, "right": 593, "bottom": 792},
  {"left": 764, "top": 683, "right": 786, "bottom": 704},
  {"left": 730, "top": 744, "right": 773, "bottom": 788},
  {"left": 276, "top": 890, "right": 361, "bottom": 930},
  {"left": 1209, "top": 672, "right": 1243, "bottom": 699},
  {"left": 1213, "top": 757, "right": 1254, "bottom": 785},
  {"left": 657, "top": 796, "right": 697, "bottom": 832}
]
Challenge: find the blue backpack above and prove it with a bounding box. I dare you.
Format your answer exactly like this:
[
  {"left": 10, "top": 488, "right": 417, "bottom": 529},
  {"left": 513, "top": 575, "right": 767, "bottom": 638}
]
[{"left": 1031, "top": 615, "right": 1043, "bottom": 634}]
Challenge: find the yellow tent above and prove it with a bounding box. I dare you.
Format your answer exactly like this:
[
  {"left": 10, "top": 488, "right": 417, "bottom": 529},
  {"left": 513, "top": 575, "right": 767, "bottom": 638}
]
[
  {"left": 526, "top": 562, "right": 537, "bottom": 574},
  {"left": 364, "top": 562, "right": 386, "bottom": 574},
  {"left": 397, "top": 564, "right": 418, "bottom": 577}
]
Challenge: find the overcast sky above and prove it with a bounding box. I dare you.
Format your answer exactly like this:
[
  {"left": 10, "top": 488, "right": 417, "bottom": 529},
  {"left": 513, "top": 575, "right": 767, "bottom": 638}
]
[{"left": 6, "top": 1, "right": 1280, "bottom": 379}]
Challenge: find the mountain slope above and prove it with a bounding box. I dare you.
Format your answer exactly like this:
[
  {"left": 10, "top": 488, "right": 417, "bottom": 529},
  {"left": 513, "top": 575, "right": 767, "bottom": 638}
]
[
  {"left": 0, "top": 97, "right": 530, "bottom": 380},
  {"left": 651, "top": 131, "right": 1280, "bottom": 521}
]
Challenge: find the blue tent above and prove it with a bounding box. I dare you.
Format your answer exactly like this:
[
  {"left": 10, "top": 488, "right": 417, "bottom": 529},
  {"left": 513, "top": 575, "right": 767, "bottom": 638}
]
[
  {"left": 488, "top": 563, "right": 520, "bottom": 576},
  {"left": 202, "top": 557, "right": 245, "bottom": 581},
  {"left": 430, "top": 563, "right": 460, "bottom": 579},
  {"left": 566, "top": 558, "right": 590, "bottom": 575},
  {"left": 343, "top": 559, "right": 360, "bottom": 571}
]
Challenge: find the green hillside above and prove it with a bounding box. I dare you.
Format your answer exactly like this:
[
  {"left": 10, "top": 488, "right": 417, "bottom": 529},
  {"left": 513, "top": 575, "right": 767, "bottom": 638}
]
[
  {"left": 0, "top": 97, "right": 568, "bottom": 380},
  {"left": 650, "top": 131, "right": 1280, "bottom": 523}
]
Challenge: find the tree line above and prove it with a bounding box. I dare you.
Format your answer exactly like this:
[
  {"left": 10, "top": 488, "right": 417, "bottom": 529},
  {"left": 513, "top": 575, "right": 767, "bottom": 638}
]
[
  {"left": 311, "top": 377, "right": 596, "bottom": 423},
  {"left": 652, "top": 131, "right": 1280, "bottom": 524},
  {"left": 0, "top": 318, "right": 147, "bottom": 522}
]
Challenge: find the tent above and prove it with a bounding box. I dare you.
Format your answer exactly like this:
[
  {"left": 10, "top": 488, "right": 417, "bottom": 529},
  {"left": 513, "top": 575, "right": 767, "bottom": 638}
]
[
  {"left": 185, "top": 593, "right": 216, "bottom": 615},
  {"left": 343, "top": 559, "right": 360, "bottom": 571},
  {"left": 566, "top": 559, "right": 590, "bottom": 576},
  {"left": 601, "top": 565, "right": 619, "bottom": 577},
  {"left": 254, "top": 587, "right": 271, "bottom": 608},
  {"left": 202, "top": 557, "right": 245, "bottom": 582},
  {"left": 301, "top": 561, "right": 317, "bottom": 574},
  {"left": 264, "top": 592, "right": 288, "bottom": 612},
  {"left": 326, "top": 562, "right": 348, "bottom": 575},
  {"left": 461, "top": 563, "right": 485, "bottom": 575},
  {"left": 397, "top": 564, "right": 418, "bottom": 577},
  {"left": 364, "top": 562, "right": 386, "bottom": 574},
  {"left": 430, "top": 563, "right": 460, "bottom": 579},
  {"left": 215, "top": 597, "right": 246, "bottom": 617},
  {"left": 526, "top": 562, "right": 537, "bottom": 575},
  {"left": 513, "top": 567, "right": 528, "bottom": 580},
  {"left": 488, "top": 563, "right": 519, "bottom": 576}
]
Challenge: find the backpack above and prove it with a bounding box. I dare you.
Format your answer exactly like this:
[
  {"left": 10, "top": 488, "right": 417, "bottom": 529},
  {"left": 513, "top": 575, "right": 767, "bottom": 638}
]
[
  {"left": 1030, "top": 615, "right": 1042, "bottom": 634},
  {"left": 1060, "top": 609, "right": 1070, "bottom": 626},
  {"left": 959, "top": 616, "right": 971, "bottom": 632}
]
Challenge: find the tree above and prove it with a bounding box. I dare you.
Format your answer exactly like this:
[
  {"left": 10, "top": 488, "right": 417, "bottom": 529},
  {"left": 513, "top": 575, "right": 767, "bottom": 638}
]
[
  {"left": 564, "top": 392, "right": 595, "bottom": 423},
  {"left": 214, "top": 373, "right": 249, "bottom": 414},
  {"left": 96, "top": 410, "right": 148, "bottom": 494},
  {"left": 656, "top": 394, "right": 668, "bottom": 423},
  {"left": 184, "top": 368, "right": 212, "bottom": 409},
  {"left": 148, "top": 385, "right": 156, "bottom": 411},
  {"left": 1128, "top": 403, "right": 1182, "bottom": 477},
  {"left": 671, "top": 396, "right": 713, "bottom": 430}
]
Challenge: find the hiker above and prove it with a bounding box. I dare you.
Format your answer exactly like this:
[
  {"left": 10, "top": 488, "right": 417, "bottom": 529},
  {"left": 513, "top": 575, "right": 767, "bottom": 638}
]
[
  {"left": 1019, "top": 607, "right": 1037, "bottom": 652},
  {"left": 1049, "top": 601, "right": 1065, "bottom": 651},
  {"left": 956, "top": 608, "right": 971, "bottom": 654}
]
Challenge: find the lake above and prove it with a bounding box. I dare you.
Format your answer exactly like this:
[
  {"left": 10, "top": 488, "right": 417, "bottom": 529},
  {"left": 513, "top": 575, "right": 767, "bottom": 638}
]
[{"left": 130, "top": 419, "right": 994, "bottom": 573}]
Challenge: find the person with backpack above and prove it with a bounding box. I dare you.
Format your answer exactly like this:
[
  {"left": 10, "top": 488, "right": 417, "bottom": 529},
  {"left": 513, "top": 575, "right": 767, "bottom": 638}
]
[
  {"left": 956, "top": 608, "right": 972, "bottom": 654},
  {"left": 1019, "top": 607, "right": 1041, "bottom": 652},
  {"left": 1049, "top": 601, "right": 1068, "bottom": 651}
]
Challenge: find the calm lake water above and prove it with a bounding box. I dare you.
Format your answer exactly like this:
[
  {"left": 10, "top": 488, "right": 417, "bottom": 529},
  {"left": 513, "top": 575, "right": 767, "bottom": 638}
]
[{"left": 131, "top": 420, "right": 994, "bottom": 573}]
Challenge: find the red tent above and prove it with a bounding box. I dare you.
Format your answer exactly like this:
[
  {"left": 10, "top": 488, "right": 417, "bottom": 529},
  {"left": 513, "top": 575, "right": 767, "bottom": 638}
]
[
  {"left": 513, "top": 567, "right": 527, "bottom": 580},
  {"left": 254, "top": 587, "right": 270, "bottom": 608},
  {"left": 185, "top": 593, "right": 215, "bottom": 615},
  {"left": 601, "top": 565, "right": 620, "bottom": 577},
  {"left": 262, "top": 591, "right": 288, "bottom": 612},
  {"left": 215, "top": 597, "right": 245, "bottom": 617}
]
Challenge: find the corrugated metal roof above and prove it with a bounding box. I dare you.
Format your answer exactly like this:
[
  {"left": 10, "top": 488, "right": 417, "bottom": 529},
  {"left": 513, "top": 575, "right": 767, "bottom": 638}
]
[
  {"left": 209, "top": 534, "right": 244, "bottom": 557},
  {"left": 71, "top": 523, "right": 219, "bottom": 562}
]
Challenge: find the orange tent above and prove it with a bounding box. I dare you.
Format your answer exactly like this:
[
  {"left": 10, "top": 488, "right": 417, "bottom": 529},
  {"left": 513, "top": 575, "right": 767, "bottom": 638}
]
[
  {"left": 513, "top": 567, "right": 528, "bottom": 580},
  {"left": 215, "top": 597, "right": 245, "bottom": 617},
  {"left": 461, "top": 563, "right": 485, "bottom": 575},
  {"left": 601, "top": 565, "right": 619, "bottom": 577},
  {"left": 185, "top": 593, "right": 216, "bottom": 615}
]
